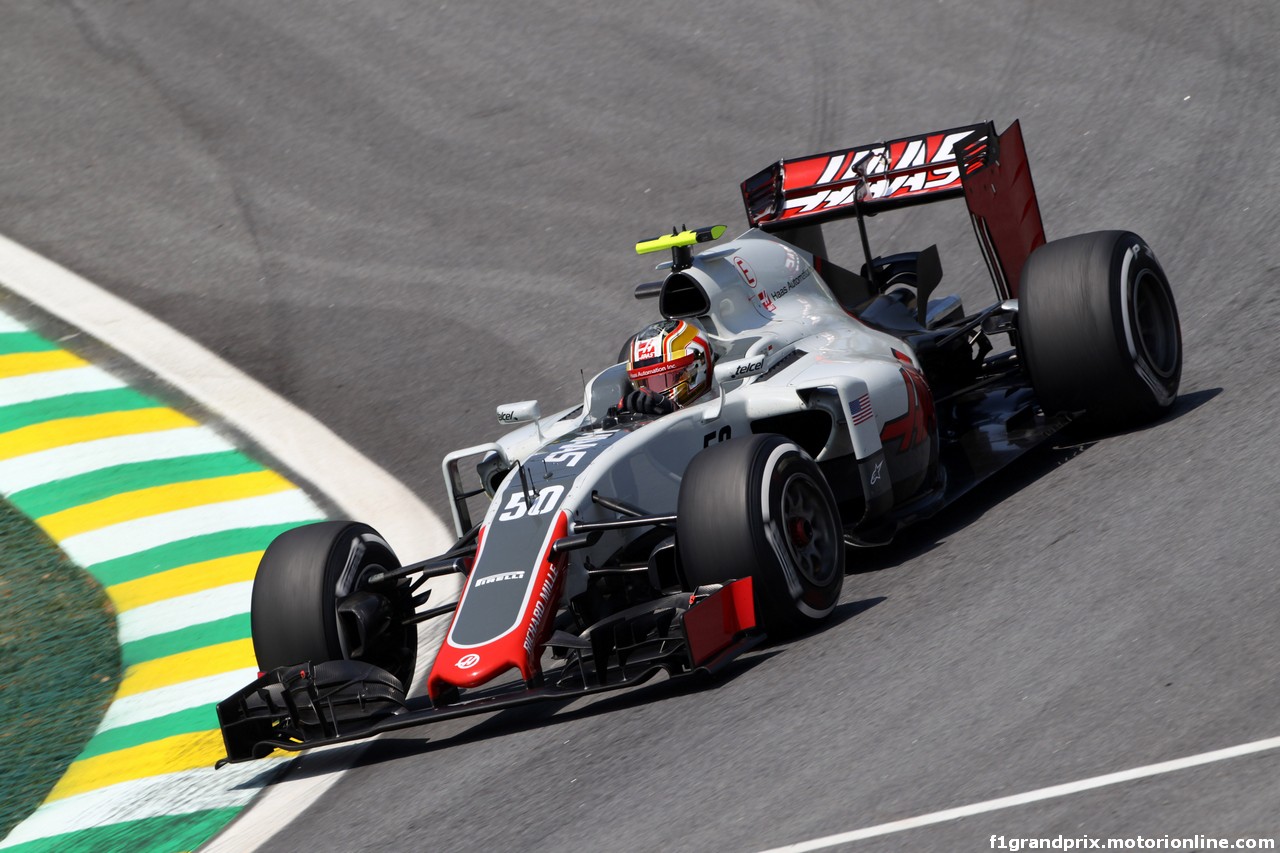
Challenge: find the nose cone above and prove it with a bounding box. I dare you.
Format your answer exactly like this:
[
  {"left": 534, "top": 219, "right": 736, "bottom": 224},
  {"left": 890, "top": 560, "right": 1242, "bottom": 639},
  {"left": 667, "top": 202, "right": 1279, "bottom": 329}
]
[{"left": 426, "top": 512, "right": 569, "bottom": 702}]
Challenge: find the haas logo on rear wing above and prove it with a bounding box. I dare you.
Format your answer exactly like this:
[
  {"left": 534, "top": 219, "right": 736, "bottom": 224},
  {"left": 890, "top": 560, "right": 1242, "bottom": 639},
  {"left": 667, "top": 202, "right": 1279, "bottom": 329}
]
[{"left": 742, "top": 123, "right": 991, "bottom": 227}]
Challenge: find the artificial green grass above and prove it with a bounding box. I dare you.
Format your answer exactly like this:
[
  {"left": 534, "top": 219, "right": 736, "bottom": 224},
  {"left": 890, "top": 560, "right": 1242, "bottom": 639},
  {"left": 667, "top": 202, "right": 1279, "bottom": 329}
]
[{"left": 0, "top": 497, "right": 120, "bottom": 839}]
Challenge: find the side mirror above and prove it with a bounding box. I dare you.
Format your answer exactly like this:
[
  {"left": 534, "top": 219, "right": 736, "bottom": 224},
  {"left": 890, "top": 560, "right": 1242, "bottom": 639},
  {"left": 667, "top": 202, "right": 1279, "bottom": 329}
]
[
  {"left": 497, "top": 400, "right": 541, "bottom": 424},
  {"left": 496, "top": 400, "right": 543, "bottom": 440}
]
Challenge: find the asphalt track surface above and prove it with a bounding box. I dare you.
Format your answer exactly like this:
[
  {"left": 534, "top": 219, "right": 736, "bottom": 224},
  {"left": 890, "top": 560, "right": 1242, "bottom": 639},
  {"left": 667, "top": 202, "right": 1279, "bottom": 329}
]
[{"left": 2, "top": 2, "right": 1277, "bottom": 850}]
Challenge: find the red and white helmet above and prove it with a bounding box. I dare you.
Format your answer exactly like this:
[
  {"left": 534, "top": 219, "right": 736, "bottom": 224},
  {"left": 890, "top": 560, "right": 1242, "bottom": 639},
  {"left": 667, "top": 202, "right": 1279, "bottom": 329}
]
[{"left": 625, "top": 319, "right": 712, "bottom": 407}]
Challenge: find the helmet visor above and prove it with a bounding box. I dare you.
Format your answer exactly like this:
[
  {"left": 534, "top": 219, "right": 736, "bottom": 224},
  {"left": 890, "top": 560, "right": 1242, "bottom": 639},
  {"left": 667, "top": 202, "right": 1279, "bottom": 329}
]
[
  {"left": 630, "top": 351, "right": 697, "bottom": 398},
  {"left": 636, "top": 367, "right": 687, "bottom": 396}
]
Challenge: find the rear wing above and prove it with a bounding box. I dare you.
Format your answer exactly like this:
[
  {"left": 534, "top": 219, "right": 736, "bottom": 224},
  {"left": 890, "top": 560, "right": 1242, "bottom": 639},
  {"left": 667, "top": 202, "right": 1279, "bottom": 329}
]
[
  {"left": 742, "top": 123, "right": 987, "bottom": 226},
  {"left": 741, "top": 120, "right": 1046, "bottom": 299}
]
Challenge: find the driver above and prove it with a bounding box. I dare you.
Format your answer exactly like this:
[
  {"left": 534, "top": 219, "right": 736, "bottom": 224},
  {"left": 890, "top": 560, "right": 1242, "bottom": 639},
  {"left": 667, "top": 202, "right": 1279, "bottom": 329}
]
[{"left": 619, "top": 319, "right": 713, "bottom": 416}]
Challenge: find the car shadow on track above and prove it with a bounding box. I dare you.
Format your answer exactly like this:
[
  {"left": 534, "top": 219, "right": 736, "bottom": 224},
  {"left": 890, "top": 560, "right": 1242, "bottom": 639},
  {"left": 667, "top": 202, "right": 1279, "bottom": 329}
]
[
  {"left": 283, "top": 596, "right": 891, "bottom": 775},
  {"left": 349, "top": 675, "right": 758, "bottom": 770},
  {"left": 845, "top": 386, "right": 1220, "bottom": 576}
]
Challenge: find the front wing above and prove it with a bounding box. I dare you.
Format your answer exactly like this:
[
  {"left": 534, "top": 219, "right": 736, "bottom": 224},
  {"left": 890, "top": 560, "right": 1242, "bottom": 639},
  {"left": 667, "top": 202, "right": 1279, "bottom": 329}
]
[{"left": 216, "top": 578, "right": 760, "bottom": 764}]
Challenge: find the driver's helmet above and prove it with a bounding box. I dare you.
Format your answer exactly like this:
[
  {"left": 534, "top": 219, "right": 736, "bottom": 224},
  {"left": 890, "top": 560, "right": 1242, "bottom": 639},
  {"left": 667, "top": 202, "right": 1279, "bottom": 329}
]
[{"left": 625, "top": 319, "right": 712, "bottom": 407}]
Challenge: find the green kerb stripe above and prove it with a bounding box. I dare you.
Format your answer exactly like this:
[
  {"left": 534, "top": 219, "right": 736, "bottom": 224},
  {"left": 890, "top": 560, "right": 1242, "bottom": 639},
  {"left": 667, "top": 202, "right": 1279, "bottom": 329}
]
[
  {"left": 88, "top": 523, "right": 305, "bottom": 587},
  {"left": 9, "top": 452, "right": 266, "bottom": 518},
  {"left": 0, "top": 387, "right": 159, "bottom": 433},
  {"left": 77, "top": 706, "right": 218, "bottom": 761},
  {"left": 0, "top": 332, "right": 58, "bottom": 355},
  {"left": 121, "top": 613, "right": 250, "bottom": 667},
  {"left": 1, "top": 806, "right": 246, "bottom": 853}
]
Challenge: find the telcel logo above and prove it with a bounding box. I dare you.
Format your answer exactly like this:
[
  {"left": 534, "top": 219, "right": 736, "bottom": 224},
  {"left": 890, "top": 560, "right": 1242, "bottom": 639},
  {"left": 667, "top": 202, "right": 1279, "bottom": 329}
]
[{"left": 733, "top": 358, "right": 765, "bottom": 378}]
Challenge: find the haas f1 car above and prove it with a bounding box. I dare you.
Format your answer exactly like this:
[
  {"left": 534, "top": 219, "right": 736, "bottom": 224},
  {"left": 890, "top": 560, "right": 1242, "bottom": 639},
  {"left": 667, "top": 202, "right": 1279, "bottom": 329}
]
[{"left": 217, "top": 120, "right": 1182, "bottom": 763}]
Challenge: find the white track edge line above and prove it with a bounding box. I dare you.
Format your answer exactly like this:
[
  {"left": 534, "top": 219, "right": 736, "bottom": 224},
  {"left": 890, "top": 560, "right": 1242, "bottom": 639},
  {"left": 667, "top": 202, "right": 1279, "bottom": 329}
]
[
  {"left": 0, "top": 234, "right": 452, "bottom": 556},
  {"left": 756, "top": 735, "right": 1280, "bottom": 852}
]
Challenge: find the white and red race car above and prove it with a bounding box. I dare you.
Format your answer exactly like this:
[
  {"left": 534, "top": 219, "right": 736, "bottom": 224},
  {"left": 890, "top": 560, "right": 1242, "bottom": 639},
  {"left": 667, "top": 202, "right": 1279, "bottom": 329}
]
[{"left": 217, "top": 120, "right": 1181, "bottom": 763}]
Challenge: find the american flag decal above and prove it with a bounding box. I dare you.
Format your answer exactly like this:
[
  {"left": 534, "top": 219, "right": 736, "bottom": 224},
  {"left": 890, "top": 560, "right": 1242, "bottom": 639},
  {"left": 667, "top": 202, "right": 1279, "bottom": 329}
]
[{"left": 849, "top": 393, "right": 874, "bottom": 425}]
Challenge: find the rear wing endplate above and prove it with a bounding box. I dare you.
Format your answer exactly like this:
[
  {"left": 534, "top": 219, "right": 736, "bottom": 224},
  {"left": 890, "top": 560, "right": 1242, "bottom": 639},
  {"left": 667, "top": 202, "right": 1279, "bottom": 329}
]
[{"left": 957, "top": 120, "right": 1046, "bottom": 300}]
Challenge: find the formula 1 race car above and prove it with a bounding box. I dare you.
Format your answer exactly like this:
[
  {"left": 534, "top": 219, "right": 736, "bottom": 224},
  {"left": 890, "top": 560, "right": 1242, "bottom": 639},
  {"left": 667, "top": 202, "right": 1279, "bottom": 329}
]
[{"left": 217, "top": 120, "right": 1182, "bottom": 763}]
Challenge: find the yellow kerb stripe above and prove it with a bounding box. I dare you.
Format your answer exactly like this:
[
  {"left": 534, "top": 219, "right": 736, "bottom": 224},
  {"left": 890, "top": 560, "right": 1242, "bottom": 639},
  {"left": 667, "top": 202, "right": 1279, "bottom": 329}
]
[
  {"left": 117, "top": 638, "right": 255, "bottom": 699},
  {"left": 47, "top": 730, "right": 225, "bottom": 801},
  {"left": 0, "top": 349, "right": 86, "bottom": 379},
  {"left": 108, "top": 551, "right": 264, "bottom": 612},
  {"left": 38, "top": 470, "right": 296, "bottom": 540},
  {"left": 0, "top": 408, "right": 197, "bottom": 462}
]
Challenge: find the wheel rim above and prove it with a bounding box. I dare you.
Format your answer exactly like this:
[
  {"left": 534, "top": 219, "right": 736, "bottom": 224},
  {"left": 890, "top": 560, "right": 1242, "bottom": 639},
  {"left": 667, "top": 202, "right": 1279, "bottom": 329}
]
[
  {"left": 1131, "top": 268, "right": 1179, "bottom": 380},
  {"left": 779, "top": 472, "right": 839, "bottom": 587},
  {"left": 335, "top": 560, "right": 390, "bottom": 660},
  {"left": 333, "top": 535, "right": 412, "bottom": 680}
]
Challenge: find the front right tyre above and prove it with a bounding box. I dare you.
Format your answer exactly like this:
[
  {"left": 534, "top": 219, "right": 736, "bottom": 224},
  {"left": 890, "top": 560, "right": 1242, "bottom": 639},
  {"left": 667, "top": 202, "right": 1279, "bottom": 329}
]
[{"left": 677, "top": 434, "right": 844, "bottom": 636}]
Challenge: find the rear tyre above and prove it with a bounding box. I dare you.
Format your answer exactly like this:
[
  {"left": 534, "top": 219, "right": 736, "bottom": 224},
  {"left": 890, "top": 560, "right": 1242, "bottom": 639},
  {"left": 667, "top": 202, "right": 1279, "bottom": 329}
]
[
  {"left": 677, "top": 435, "right": 844, "bottom": 636},
  {"left": 250, "top": 521, "right": 417, "bottom": 687},
  {"left": 1019, "top": 230, "right": 1181, "bottom": 427}
]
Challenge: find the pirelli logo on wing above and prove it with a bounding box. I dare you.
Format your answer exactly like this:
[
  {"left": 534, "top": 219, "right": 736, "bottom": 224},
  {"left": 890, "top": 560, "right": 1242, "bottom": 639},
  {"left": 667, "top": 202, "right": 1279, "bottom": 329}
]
[{"left": 476, "top": 571, "right": 526, "bottom": 587}]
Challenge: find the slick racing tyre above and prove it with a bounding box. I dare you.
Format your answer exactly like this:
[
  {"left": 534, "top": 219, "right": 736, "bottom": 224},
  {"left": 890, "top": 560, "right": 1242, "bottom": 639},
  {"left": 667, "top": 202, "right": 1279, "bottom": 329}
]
[
  {"left": 250, "top": 521, "right": 417, "bottom": 687},
  {"left": 678, "top": 434, "right": 844, "bottom": 636},
  {"left": 1019, "top": 230, "right": 1182, "bottom": 428}
]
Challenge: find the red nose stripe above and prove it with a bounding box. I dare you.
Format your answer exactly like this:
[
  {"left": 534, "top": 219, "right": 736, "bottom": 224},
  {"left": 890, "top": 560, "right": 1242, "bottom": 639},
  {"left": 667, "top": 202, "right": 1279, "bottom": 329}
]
[{"left": 427, "top": 511, "right": 569, "bottom": 700}]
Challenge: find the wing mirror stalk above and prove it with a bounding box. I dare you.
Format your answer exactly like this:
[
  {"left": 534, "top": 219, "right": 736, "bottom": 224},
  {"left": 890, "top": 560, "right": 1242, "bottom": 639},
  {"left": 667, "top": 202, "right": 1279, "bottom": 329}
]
[{"left": 702, "top": 356, "right": 767, "bottom": 422}]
